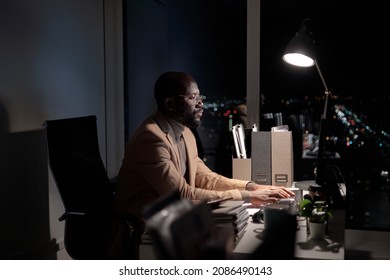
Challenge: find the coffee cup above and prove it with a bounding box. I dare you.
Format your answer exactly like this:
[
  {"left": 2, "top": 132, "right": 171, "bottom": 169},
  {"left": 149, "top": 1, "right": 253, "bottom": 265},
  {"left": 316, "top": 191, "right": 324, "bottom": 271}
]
[{"left": 263, "top": 203, "right": 290, "bottom": 231}]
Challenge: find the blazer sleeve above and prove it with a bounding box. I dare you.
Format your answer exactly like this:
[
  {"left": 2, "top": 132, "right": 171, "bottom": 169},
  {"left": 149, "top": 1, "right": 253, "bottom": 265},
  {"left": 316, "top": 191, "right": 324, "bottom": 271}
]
[{"left": 194, "top": 157, "right": 248, "bottom": 191}]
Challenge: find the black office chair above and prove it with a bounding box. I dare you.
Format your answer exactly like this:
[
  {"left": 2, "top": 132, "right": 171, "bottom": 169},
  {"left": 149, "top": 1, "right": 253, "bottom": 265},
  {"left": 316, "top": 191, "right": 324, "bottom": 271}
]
[{"left": 43, "top": 115, "right": 115, "bottom": 259}]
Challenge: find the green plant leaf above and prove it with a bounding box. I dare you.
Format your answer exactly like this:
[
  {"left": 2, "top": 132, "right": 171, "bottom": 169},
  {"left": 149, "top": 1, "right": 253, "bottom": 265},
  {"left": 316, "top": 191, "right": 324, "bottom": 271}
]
[
  {"left": 299, "top": 199, "right": 312, "bottom": 209},
  {"left": 299, "top": 199, "right": 333, "bottom": 222}
]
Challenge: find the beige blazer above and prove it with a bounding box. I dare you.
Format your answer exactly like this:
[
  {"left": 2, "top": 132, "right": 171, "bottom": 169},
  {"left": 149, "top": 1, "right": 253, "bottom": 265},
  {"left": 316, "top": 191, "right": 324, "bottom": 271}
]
[{"left": 113, "top": 111, "right": 249, "bottom": 221}]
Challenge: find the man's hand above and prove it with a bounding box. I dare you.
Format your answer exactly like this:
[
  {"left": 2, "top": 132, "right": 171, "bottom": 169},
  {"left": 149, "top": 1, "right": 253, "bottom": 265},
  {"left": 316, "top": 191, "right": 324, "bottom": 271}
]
[{"left": 247, "top": 183, "right": 295, "bottom": 206}]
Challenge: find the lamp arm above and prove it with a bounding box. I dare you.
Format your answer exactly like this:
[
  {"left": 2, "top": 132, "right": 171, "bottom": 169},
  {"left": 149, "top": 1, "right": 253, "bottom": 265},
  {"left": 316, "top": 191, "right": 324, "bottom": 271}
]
[
  {"left": 315, "top": 60, "right": 329, "bottom": 92},
  {"left": 315, "top": 61, "right": 331, "bottom": 119},
  {"left": 315, "top": 60, "right": 332, "bottom": 191}
]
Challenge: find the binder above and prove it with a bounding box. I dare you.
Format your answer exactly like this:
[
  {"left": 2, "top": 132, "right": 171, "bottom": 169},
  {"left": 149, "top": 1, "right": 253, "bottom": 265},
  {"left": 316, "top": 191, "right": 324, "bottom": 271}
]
[
  {"left": 251, "top": 131, "right": 272, "bottom": 185},
  {"left": 271, "top": 130, "right": 294, "bottom": 188}
]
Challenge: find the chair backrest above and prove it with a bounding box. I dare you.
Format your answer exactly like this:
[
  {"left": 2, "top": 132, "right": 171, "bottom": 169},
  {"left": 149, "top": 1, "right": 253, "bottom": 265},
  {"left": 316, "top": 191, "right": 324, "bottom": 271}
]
[{"left": 43, "top": 115, "right": 114, "bottom": 259}]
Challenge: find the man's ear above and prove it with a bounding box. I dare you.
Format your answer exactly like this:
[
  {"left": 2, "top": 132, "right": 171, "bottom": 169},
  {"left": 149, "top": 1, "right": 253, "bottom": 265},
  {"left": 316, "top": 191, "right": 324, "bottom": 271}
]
[{"left": 164, "top": 97, "right": 176, "bottom": 111}]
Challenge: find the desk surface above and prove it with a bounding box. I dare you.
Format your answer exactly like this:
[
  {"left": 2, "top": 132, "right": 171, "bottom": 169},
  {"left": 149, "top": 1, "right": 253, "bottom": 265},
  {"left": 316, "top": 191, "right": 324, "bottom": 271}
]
[{"left": 234, "top": 209, "right": 345, "bottom": 260}]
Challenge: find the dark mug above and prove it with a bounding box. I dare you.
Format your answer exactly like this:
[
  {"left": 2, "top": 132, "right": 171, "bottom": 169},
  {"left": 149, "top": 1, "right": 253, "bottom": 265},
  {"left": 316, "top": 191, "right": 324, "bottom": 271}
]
[
  {"left": 252, "top": 199, "right": 298, "bottom": 224},
  {"left": 263, "top": 203, "right": 290, "bottom": 231}
]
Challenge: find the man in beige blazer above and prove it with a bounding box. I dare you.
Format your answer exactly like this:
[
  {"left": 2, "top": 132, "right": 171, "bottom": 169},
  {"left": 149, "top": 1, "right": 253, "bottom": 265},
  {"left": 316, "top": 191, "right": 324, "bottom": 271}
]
[{"left": 109, "top": 71, "right": 294, "bottom": 259}]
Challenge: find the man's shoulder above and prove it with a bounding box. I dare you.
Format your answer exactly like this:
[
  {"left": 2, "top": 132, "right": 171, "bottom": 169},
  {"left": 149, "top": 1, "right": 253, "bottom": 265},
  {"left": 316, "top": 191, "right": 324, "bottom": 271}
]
[{"left": 147, "top": 111, "right": 171, "bottom": 133}]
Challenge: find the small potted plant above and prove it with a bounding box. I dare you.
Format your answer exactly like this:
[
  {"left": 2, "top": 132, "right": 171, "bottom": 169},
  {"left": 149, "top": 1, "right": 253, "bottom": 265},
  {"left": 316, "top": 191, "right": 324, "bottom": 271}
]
[{"left": 299, "top": 199, "right": 333, "bottom": 239}]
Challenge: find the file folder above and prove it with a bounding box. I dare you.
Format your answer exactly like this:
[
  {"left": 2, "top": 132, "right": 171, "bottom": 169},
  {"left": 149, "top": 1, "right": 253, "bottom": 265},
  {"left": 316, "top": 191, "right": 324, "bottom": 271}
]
[
  {"left": 251, "top": 131, "right": 272, "bottom": 185},
  {"left": 271, "top": 130, "right": 294, "bottom": 188}
]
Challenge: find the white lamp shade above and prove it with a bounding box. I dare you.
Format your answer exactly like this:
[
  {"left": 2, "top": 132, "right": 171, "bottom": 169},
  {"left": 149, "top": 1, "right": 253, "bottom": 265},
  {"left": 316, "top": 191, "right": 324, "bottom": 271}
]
[{"left": 283, "top": 53, "right": 314, "bottom": 67}]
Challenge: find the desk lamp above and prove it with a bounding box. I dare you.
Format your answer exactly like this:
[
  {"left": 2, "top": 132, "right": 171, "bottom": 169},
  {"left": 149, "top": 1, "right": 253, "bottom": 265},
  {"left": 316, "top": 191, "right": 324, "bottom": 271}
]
[{"left": 282, "top": 18, "right": 344, "bottom": 208}]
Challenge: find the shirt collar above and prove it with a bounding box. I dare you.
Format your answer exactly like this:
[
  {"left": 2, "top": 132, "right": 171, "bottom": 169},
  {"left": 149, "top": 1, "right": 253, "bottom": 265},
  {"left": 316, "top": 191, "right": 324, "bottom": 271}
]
[{"left": 164, "top": 115, "right": 185, "bottom": 142}]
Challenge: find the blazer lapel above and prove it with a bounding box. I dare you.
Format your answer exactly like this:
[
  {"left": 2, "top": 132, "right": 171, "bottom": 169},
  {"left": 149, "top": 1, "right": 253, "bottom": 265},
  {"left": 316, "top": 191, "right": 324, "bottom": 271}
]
[
  {"left": 182, "top": 128, "right": 196, "bottom": 186},
  {"left": 152, "top": 111, "right": 182, "bottom": 171}
]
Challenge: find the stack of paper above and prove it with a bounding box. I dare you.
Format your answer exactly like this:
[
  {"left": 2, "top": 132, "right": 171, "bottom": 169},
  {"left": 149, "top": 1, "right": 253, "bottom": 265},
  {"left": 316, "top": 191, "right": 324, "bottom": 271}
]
[{"left": 211, "top": 200, "right": 250, "bottom": 245}]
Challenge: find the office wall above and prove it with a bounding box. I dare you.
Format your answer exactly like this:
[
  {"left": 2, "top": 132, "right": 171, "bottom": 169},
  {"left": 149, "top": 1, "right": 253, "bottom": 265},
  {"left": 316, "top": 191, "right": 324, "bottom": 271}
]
[{"left": 0, "top": 0, "right": 123, "bottom": 259}]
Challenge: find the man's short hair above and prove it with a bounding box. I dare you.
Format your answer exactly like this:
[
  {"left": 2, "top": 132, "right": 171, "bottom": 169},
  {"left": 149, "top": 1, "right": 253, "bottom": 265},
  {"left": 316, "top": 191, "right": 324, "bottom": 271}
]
[{"left": 154, "top": 71, "right": 195, "bottom": 108}]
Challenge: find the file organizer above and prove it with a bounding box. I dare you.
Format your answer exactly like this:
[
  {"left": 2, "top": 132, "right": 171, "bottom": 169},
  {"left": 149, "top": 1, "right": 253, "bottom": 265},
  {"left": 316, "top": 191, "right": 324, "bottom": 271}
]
[
  {"left": 251, "top": 131, "right": 272, "bottom": 185},
  {"left": 271, "top": 130, "right": 294, "bottom": 188},
  {"left": 232, "top": 128, "right": 252, "bottom": 181},
  {"left": 232, "top": 158, "right": 251, "bottom": 181},
  {"left": 232, "top": 130, "right": 294, "bottom": 188}
]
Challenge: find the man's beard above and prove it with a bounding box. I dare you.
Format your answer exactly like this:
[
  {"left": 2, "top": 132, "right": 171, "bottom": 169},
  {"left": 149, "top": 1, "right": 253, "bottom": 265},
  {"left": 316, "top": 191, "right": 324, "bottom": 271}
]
[{"left": 177, "top": 111, "right": 201, "bottom": 128}]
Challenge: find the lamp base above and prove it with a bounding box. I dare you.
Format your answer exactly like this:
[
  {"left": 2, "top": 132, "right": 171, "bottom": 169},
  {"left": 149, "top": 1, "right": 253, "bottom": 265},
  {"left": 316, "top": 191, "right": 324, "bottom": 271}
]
[{"left": 315, "top": 163, "right": 346, "bottom": 209}]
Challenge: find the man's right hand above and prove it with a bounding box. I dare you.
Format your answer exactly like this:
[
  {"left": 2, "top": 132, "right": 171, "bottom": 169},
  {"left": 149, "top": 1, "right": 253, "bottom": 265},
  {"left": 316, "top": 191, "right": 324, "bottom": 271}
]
[{"left": 248, "top": 186, "right": 295, "bottom": 206}]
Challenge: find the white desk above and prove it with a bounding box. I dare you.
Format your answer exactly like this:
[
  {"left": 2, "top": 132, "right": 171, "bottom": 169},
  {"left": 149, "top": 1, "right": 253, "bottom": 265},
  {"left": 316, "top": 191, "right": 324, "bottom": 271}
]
[{"left": 233, "top": 209, "right": 345, "bottom": 260}]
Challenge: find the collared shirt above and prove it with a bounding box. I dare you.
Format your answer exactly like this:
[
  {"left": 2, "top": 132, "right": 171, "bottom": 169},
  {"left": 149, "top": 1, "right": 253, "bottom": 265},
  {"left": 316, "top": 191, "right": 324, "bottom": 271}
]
[{"left": 164, "top": 116, "right": 187, "bottom": 178}]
